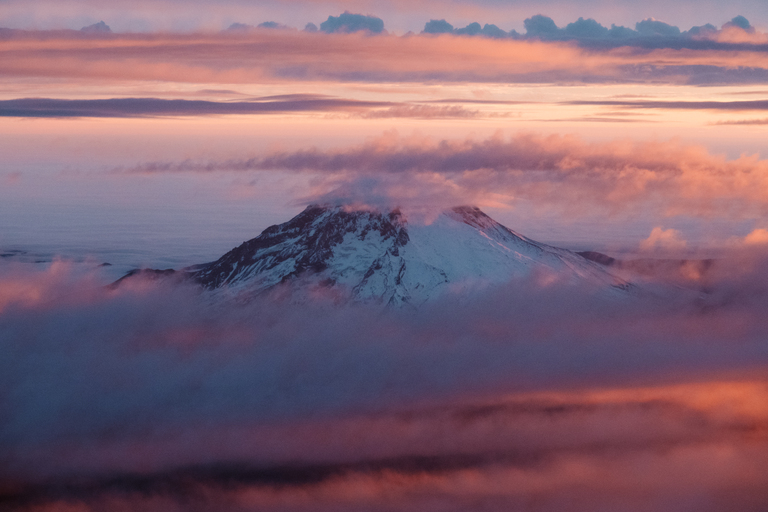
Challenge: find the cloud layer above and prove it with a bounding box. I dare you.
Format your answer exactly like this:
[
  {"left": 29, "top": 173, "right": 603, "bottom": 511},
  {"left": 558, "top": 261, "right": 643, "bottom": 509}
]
[
  {"left": 1, "top": 254, "right": 767, "bottom": 511},
  {"left": 120, "top": 132, "right": 768, "bottom": 222},
  {"left": 2, "top": 28, "right": 768, "bottom": 85},
  {"left": 0, "top": 96, "right": 393, "bottom": 118}
]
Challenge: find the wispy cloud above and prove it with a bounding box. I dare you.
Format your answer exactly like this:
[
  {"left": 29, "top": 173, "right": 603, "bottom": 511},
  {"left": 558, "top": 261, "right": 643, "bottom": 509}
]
[
  {"left": 117, "top": 132, "right": 768, "bottom": 220},
  {"left": 566, "top": 99, "right": 768, "bottom": 111},
  {"left": 714, "top": 118, "right": 768, "bottom": 125}
]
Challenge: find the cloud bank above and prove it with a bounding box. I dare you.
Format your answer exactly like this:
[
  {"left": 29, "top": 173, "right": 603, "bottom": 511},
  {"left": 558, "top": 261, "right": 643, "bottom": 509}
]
[
  {"left": 2, "top": 28, "right": 768, "bottom": 85},
  {"left": 1, "top": 254, "right": 767, "bottom": 511},
  {"left": 120, "top": 132, "right": 768, "bottom": 221}
]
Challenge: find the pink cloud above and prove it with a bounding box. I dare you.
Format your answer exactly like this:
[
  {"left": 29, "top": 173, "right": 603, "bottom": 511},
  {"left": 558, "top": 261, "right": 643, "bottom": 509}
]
[
  {"left": 639, "top": 227, "right": 688, "bottom": 253},
  {"left": 123, "top": 132, "right": 768, "bottom": 223},
  {"left": 3, "top": 30, "right": 768, "bottom": 85}
]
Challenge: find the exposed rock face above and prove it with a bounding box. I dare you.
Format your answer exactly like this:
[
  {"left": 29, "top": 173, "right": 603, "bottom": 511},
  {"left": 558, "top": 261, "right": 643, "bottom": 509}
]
[{"left": 189, "top": 205, "right": 408, "bottom": 291}]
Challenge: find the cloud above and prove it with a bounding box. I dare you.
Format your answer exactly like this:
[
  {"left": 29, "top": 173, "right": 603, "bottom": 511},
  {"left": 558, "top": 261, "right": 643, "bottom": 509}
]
[
  {"left": 257, "top": 21, "right": 291, "bottom": 30},
  {"left": 360, "top": 104, "right": 480, "bottom": 119},
  {"left": 0, "top": 96, "right": 393, "bottom": 118},
  {"left": 524, "top": 14, "right": 561, "bottom": 38},
  {"left": 743, "top": 228, "right": 768, "bottom": 246},
  {"left": 226, "top": 22, "right": 253, "bottom": 31},
  {"left": 506, "top": 13, "right": 768, "bottom": 52},
  {"left": 566, "top": 99, "right": 768, "bottom": 111},
  {"left": 225, "top": 21, "right": 293, "bottom": 32},
  {"left": 639, "top": 227, "right": 688, "bottom": 253},
  {"left": 119, "top": 132, "right": 768, "bottom": 221},
  {"left": 564, "top": 17, "right": 609, "bottom": 38},
  {"left": 635, "top": 18, "right": 680, "bottom": 37},
  {"left": 319, "top": 11, "right": 385, "bottom": 34},
  {"left": 421, "top": 19, "right": 512, "bottom": 38},
  {"left": 2, "top": 28, "right": 768, "bottom": 86},
  {"left": 1, "top": 256, "right": 768, "bottom": 510},
  {"left": 0, "top": 97, "right": 499, "bottom": 120},
  {"left": 422, "top": 19, "right": 453, "bottom": 34},
  {"left": 725, "top": 15, "right": 753, "bottom": 31},
  {"left": 80, "top": 21, "right": 112, "bottom": 34}
]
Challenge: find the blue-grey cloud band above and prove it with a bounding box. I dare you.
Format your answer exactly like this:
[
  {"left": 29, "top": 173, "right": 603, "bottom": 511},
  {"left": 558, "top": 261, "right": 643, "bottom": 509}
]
[{"left": 0, "top": 97, "right": 392, "bottom": 118}]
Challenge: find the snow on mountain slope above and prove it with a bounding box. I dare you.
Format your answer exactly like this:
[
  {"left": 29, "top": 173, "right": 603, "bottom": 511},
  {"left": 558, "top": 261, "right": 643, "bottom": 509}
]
[{"left": 182, "top": 204, "right": 629, "bottom": 305}]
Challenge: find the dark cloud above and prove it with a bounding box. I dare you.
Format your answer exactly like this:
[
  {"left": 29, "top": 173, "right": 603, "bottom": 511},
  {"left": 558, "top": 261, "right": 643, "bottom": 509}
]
[
  {"left": 225, "top": 21, "right": 292, "bottom": 32},
  {"left": 454, "top": 22, "right": 482, "bottom": 36},
  {"left": 257, "top": 21, "right": 290, "bottom": 30},
  {"left": 635, "top": 18, "right": 680, "bottom": 37},
  {"left": 423, "top": 19, "right": 512, "bottom": 38},
  {"left": 607, "top": 23, "right": 639, "bottom": 39},
  {"left": 479, "top": 23, "right": 508, "bottom": 38},
  {"left": 422, "top": 19, "right": 454, "bottom": 34},
  {"left": 725, "top": 15, "right": 753, "bottom": 31},
  {"left": 0, "top": 97, "right": 393, "bottom": 118},
  {"left": 4, "top": 12, "right": 767, "bottom": 54},
  {"left": 687, "top": 23, "right": 718, "bottom": 38},
  {"left": 564, "top": 17, "right": 608, "bottom": 39},
  {"left": 226, "top": 22, "right": 253, "bottom": 32},
  {"left": 80, "top": 21, "right": 112, "bottom": 34},
  {"left": 319, "top": 11, "right": 385, "bottom": 34},
  {"left": 0, "top": 97, "right": 518, "bottom": 120},
  {"left": 409, "top": 12, "right": 768, "bottom": 57},
  {"left": 524, "top": 14, "right": 560, "bottom": 38},
  {"left": 512, "top": 13, "right": 767, "bottom": 51}
]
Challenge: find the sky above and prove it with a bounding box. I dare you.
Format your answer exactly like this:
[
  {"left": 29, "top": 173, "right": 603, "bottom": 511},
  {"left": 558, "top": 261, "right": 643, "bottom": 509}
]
[{"left": 1, "top": 1, "right": 768, "bottom": 510}]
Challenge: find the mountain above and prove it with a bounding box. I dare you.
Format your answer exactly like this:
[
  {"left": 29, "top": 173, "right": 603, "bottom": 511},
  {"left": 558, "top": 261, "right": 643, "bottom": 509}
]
[{"left": 132, "top": 204, "right": 628, "bottom": 305}]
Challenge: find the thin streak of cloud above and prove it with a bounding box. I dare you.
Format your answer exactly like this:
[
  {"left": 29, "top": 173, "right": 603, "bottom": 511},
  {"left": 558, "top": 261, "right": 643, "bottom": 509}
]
[
  {"left": 0, "top": 97, "right": 393, "bottom": 118},
  {"left": 360, "top": 104, "right": 481, "bottom": 119},
  {"left": 714, "top": 118, "right": 768, "bottom": 125},
  {"left": 566, "top": 99, "right": 768, "bottom": 110}
]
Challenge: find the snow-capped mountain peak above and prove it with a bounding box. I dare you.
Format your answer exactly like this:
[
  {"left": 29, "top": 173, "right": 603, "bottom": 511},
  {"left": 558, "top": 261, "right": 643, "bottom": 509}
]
[{"left": 177, "top": 204, "right": 628, "bottom": 305}]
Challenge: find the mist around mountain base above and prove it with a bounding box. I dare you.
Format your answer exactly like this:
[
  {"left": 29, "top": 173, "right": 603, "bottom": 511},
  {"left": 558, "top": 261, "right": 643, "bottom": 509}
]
[{"left": 1, "top": 206, "right": 767, "bottom": 512}]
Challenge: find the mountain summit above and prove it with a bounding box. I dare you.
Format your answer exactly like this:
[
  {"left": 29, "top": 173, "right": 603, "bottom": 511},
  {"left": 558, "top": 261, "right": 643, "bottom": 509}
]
[{"left": 149, "top": 204, "right": 628, "bottom": 305}]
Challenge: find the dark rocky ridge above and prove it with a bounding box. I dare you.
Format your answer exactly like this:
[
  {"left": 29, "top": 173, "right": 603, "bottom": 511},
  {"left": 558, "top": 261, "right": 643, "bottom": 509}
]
[{"left": 189, "top": 204, "right": 408, "bottom": 289}]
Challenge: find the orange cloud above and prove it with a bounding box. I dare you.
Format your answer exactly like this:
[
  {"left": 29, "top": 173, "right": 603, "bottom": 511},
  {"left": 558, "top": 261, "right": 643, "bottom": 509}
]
[
  {"left": 123, "top": 132, "right": 768, "bottom": 222},
  {"left": 640, "top": 227, "right": 687, "bottom": 253},
  {"left": 744, "top": 228, "right": 768, "bottom": 246}
]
